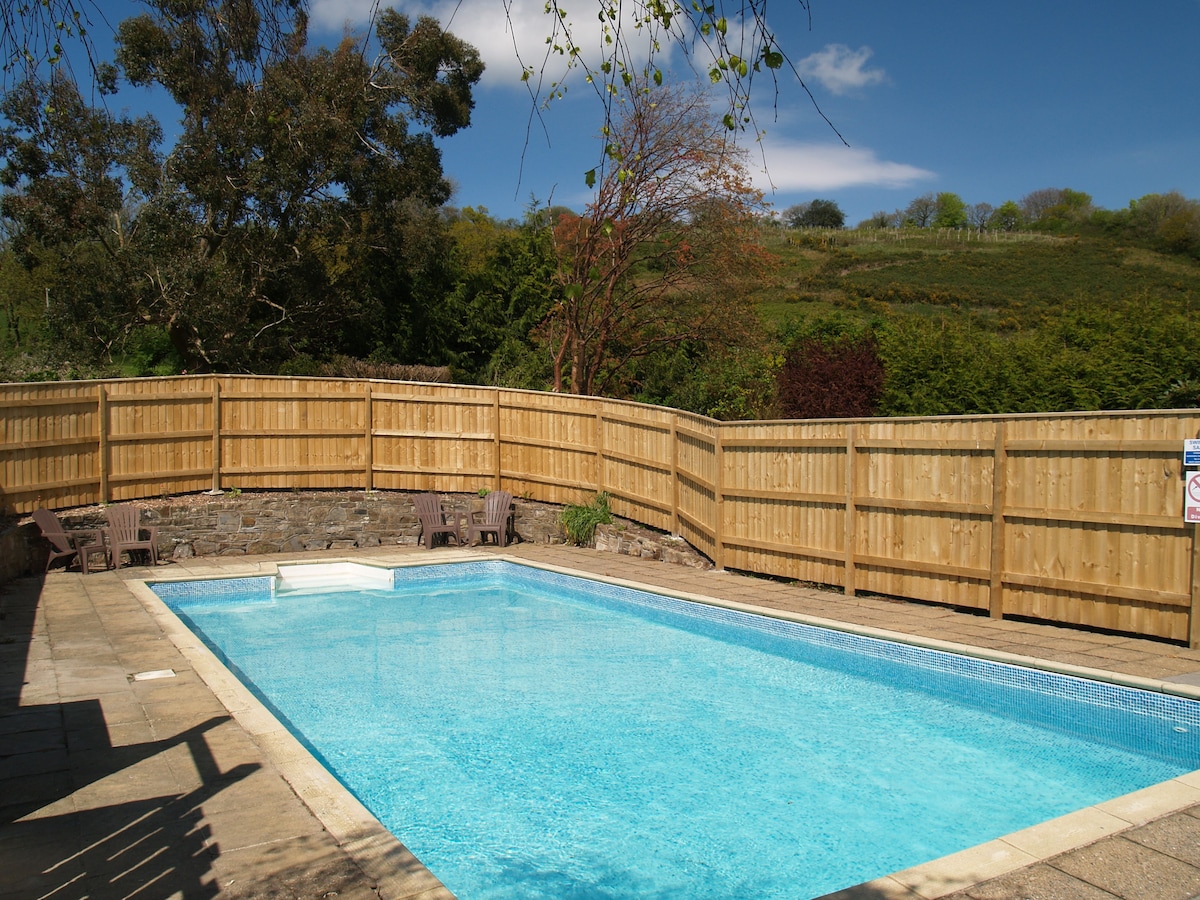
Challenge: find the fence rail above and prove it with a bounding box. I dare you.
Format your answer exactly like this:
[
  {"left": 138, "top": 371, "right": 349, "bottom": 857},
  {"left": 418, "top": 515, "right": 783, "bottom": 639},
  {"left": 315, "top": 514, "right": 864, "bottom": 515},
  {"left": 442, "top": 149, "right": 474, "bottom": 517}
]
[{"left": 4, "top": 375, "right": 1199, "bottom": 646}]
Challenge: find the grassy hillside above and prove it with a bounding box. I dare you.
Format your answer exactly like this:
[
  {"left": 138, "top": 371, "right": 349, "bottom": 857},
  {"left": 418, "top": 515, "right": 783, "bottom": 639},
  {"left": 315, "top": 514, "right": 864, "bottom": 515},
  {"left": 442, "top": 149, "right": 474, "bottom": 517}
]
[
  {"left": 754, "top": 228, "right": 1200, "bottom": 327},
  {"left": 747, "top": 227, "right": 1200, "bottom": 417}
]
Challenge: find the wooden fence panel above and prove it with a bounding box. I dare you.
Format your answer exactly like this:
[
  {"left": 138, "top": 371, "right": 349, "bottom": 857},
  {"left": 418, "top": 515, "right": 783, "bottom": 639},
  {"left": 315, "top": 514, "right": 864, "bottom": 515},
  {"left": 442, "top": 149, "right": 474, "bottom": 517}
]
[
  {"left": 217, "top": 378, "right": 368, "bottom": 491},
  {"left": 105, "top": 379, "right": 213, "bottom": 500},
  {"left": 596, "top": 400, "right": 676, "bottom": 532},
  {"left": 0, "top": 382, "right": 101, "bottom": 510},
  {"left": 851, "top": 418, "right": 998, "bottom": 609},
  {"left": 4, "top": 377, "right": 1200, "bottom": 644},
  {"left": 500, "top": 391, "right": 598, "bottom": 506},
  {"left": 371, "top": 384, "right": 495, "bottom": 493},
  {"left": 1000, "top": 411, "right": 1198, "bottom": 642},
  {"left": 721, "top": 420, "right": 848, "bottom": 585},
  {"left": 675, "top": 413, "right": 718, "bottom": 561}
]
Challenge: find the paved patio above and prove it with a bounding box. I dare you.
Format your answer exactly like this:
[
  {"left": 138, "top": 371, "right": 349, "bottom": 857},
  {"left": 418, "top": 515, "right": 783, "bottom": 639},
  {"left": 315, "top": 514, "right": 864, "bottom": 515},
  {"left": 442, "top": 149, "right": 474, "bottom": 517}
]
[{"left": 5, "top": 543, "right": 1200, "bottom": 899}]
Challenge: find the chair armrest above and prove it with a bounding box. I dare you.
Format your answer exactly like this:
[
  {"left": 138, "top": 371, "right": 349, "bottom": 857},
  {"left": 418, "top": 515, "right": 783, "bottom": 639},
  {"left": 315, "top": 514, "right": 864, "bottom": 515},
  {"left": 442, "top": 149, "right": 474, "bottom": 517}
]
[{"left": 68, "top": 528, "right": 104, "bottom": 547}]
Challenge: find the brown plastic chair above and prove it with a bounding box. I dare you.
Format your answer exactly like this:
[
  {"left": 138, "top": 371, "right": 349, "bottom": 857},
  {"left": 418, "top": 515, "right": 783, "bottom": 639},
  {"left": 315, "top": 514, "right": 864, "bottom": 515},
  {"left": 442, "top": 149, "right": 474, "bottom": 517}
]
[
  {"left": 32, "top": 508, "right": 109, "bottom": 574},
  {"left": 414, "top": 493, "right": 465, "bottom": 550},
  {"left": 105, "top": 505, "right": 159, "bottom": 570},
  {"left": 467, "top": 490, "right": 514, "bottom": 548}
]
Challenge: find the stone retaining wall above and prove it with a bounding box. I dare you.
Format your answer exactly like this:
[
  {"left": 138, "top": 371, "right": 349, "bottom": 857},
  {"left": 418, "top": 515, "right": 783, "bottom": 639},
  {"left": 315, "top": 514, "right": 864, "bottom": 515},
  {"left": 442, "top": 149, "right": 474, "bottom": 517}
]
[
  {"left": 53, "top": 491, "right": 567, "bottom": 560},
  {"left": 5, "top": 490, "right": 711, "bottom": 582}
]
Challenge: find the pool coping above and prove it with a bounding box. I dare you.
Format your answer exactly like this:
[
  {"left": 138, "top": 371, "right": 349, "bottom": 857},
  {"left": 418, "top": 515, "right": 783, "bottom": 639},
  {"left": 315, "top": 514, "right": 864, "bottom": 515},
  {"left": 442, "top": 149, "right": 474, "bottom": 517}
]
[{"left": 129, "top": 552, "right": 1200, "bottom": 900}]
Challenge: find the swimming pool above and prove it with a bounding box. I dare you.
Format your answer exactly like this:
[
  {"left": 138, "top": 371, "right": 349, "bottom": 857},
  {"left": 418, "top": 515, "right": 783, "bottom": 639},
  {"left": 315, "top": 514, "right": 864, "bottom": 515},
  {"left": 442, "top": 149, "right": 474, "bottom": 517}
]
[{"left": 151, "top": 560, "right": 1200, "bottom": 899}]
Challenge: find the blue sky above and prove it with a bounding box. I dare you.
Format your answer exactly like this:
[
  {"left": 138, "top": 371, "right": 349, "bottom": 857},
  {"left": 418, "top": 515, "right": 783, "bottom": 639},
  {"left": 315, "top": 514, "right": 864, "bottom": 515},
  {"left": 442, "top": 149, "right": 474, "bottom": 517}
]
[{"left": 59, "top": 1, "right": 1200, "bottom": 224}]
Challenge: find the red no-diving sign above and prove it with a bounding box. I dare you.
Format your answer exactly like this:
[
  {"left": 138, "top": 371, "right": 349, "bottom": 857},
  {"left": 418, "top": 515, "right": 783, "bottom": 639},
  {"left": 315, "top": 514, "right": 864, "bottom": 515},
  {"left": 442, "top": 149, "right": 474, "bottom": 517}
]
[{"left": 1186, "top": 472, "right": 1200, "bottom": 522}]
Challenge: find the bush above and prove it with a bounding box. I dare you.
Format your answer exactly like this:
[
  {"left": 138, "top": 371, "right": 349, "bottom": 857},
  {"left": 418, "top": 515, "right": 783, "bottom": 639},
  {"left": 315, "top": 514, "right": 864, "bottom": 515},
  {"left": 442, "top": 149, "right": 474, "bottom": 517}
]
[
  {"left": 560, "top": 492, "right": 613, "bottom": 545},
  {"left": 777, "top": 333, "right": 884, "bottom": 419}
]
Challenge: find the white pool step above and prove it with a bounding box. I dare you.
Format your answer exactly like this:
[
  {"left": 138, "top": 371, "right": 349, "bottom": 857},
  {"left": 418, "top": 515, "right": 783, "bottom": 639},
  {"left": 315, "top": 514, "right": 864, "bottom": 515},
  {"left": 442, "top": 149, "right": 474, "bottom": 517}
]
[{"left": 275, "top": 562, "right": 395, "bottom": 593}]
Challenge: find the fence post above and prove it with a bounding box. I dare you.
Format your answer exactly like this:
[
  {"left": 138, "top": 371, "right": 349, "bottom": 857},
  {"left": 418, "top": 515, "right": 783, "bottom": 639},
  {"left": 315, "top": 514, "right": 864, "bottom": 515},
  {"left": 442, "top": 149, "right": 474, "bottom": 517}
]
[
  {"left": 670, "top": 415, "right": 680, "bottom": 537},
  {"left": 493, "top": 390, "right": 502, "bottom": 491},
  {"left": 1190, "top": 526, "right": 1200, "bottom": 650},
  {"left": 209, "top": 380, "right": 222, "bottom": 494},
  {"left": 595, "top": 410, "right": 605, "bottom": 496},
  {"left": 97, "top": 383, "right": 109, "bottom": 503},
  {"left": 989, "top": 420, "right": 1009, "bottom": 618},
  {"left": 364, "top": 384, "right": 373, "bottom": 492},
  {"left": 844, "top": 423, "right": 858, "bottom": 596},
  {"left": 714, "top": 428, "right": 725, "bottom": 571}
]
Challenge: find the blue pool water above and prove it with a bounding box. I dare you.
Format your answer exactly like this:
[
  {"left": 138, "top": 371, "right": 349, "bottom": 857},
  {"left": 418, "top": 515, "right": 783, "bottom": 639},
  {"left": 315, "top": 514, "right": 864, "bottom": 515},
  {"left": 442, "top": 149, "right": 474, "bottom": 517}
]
[{"left": 153, "top": 561, "right": 1200, "bottom": 899}]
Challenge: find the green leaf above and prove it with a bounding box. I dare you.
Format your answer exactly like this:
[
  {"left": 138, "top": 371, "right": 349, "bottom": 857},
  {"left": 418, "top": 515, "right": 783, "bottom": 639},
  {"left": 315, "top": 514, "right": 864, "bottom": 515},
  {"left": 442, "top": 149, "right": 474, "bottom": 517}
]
[
  {"left": 722, "top": 113, "right": 736, "bottom": 130},
  {"left": 585, "top": 168, "right": 596, "bottom": 188},
  {"left": 653, "top": 68, "right": 663, "bottom": 86}
]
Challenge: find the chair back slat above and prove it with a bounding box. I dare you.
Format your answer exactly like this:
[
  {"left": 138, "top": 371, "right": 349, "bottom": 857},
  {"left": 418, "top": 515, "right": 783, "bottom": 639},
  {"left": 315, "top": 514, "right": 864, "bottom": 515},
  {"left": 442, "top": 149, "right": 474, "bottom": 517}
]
[
  {"left": 106, "top": 505, "right": 141, "bottom": 543},
  {"left": 32, "top": 509, "right": 73, "bottom": 552},
  {"left": 414, "top": 493, "right": 443, "bottom": 524},
  {"left": 483, "top": 491, "right": 513, "bottom": 524}
]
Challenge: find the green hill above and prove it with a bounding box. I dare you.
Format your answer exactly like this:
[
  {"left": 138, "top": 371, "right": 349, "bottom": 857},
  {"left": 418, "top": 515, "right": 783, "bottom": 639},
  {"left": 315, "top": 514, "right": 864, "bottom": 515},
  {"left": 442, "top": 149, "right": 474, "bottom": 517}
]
[
  {"left": 756, "top": 228, "right": 1200, "bottom": 327},
  {"left": 743, "top": 227, "right": 1200, "bottom": 418}
]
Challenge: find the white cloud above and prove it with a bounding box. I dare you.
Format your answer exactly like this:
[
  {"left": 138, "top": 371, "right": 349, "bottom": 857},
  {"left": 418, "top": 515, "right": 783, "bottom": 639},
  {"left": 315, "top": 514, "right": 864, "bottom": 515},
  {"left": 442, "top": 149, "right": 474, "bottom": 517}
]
[
  {"left": 309, "top": 0, "right": 376, "bottom": 33},
  {"left": 750, "top": 140, "right": 933, "bottom": 193},
  {"left": 796, "top": 44, "right": 886, "bottom": 95},
  {"left": 309, "top": 0, "right": 672, "bottom": 89}
]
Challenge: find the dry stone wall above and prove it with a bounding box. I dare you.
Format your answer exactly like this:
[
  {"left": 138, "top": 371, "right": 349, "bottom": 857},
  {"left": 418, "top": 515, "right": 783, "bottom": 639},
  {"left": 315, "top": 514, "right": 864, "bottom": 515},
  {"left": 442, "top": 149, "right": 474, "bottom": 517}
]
[{"left": 5, "top": 490, "right": 712, "bottom": 580}]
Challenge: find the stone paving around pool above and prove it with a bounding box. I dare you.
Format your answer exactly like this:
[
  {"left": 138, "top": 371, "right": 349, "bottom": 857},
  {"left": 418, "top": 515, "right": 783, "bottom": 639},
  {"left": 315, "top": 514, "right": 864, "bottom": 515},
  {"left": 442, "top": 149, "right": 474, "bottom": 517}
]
[{"left": 5, "top": 543, "right": 1200, "bottom": 899}]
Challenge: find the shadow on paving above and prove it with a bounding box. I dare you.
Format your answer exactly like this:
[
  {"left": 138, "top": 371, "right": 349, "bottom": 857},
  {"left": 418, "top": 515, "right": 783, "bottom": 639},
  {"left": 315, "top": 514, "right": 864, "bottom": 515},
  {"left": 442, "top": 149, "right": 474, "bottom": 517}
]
[{"left": 0, "top": 573, "right": 262, "bottom": 898}]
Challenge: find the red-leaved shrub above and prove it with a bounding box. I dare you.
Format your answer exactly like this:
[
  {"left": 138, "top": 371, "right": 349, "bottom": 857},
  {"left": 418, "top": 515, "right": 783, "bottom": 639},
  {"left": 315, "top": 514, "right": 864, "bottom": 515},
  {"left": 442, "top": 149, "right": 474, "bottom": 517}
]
[{"left": 777, "top": 335, "right": 884, "bottom": 419}]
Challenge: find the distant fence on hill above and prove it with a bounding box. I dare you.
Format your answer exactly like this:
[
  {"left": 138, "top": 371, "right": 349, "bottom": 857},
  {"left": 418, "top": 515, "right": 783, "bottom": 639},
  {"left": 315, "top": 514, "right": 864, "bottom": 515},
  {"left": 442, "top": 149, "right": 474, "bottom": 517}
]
[{"left": 3, "top": 375, "right": 1199, "bottom": 646}]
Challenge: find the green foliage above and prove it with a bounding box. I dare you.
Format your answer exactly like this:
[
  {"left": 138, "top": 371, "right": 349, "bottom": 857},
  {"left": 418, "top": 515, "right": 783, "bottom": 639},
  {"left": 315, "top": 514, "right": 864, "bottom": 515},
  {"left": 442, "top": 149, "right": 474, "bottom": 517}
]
[
  {"left": 874, "top": 296, "right": 1200, "bottom": 416},
  {"left": 1, "top": 1, "right": 483, "bottom": 375},
  {"left": 785, "top": 199, "right": 845, "bottom": 230},
  {"left": 932, "top": 193, "right": 967, "bottom": 229},
  {"left": 112, "top": 326, "right": 184, "bottom": 377},
  {"left": 560, "top": 492, "right": 613, "bottom": 546},
  {"left": 440, "top": 205, "right": 559, "bottom": 385},
  {"left": 752, "top": 224, "right": 1200, "bottom": 416}
]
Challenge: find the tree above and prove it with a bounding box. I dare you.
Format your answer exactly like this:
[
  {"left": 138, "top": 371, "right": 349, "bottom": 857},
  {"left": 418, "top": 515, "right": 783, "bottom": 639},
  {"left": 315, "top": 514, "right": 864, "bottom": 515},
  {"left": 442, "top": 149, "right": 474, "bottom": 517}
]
[
  {"left": 904, "top": 193, "right": 937, "bottom": 227},
  {"left": 114, "top": 2, "right": 482, "bottom": 370},
  {"left": 786, "top": 198, "right": 845, "bottom": 229},
  {"left": 1019, "top": 188, "right": 1064, "bottom": 223},
  {"left": 1040, "top": 188, "right": 1093, "bottom": 227},
  {"left": 1, "top": 2, "right": 484, "bottom": 372},
  {"left": 966, "top": 202, "right": 994, "bottom": 231},
  {"left": 989, "top": 200, "right": 1023, "bottom": 232},
  {"left": 441, "top": 205, "right": 561, "bottom": 385},
  {"left": 540, "top": 81, "right": 773, "bottom": 396},
  {"left": 932, "top": 192, "right": 967, "bottom": 229},
  {"left": 1127, "top": 191, "right": 1200, "bottom": 255},
  {"left": 857, "top": 210, "right": 894, "bottom": 229},
  {"left": 0, "top": 74, "right": 162, "bottom": 362}
]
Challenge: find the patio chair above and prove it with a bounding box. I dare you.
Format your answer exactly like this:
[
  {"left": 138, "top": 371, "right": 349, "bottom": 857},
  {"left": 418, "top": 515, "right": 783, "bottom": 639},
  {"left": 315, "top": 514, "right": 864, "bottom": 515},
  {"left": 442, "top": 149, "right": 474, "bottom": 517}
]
[
  {"left": 467, "top": 490, "right": 514, "bottom": 548},
  {"left": 415, "top": 493, "right": 465, "bottom": 550},
  {"left": 32, "top": 508, "right": 109, "bottom": 574},
  {"left": 105, "top": 504, "right": 159, "bottom": 570}
]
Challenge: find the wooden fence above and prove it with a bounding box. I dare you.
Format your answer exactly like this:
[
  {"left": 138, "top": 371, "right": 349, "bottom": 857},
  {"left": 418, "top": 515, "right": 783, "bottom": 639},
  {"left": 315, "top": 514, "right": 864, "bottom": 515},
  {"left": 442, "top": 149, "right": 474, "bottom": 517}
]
[{"left": 3, "top": 375, "right": 1199, "bottom": 646}]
